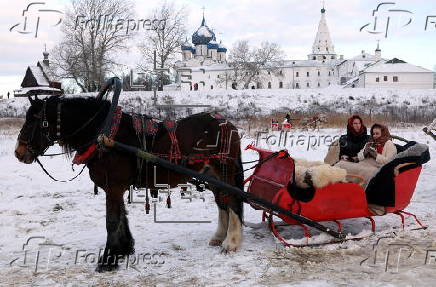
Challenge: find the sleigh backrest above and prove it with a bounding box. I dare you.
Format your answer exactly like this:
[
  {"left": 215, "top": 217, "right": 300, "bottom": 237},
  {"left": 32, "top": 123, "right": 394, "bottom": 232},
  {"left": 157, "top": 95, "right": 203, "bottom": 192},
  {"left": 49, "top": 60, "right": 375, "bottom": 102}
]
[
  {"left": 245, "top": 145, "right": 295, "bottom": 207},
  {"left": 386, "top": 166, "right": 422, "bottom": 212},
  {"left": 366, "top": 141, "right": 429, "bottom": 209}
]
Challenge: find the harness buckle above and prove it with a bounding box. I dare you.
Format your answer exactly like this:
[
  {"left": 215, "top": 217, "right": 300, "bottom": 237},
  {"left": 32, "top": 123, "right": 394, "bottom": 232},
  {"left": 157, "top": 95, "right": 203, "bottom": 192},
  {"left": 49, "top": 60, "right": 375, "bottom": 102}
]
[{"left": 42, "top": 121, "right": 49, "bottom": 128}]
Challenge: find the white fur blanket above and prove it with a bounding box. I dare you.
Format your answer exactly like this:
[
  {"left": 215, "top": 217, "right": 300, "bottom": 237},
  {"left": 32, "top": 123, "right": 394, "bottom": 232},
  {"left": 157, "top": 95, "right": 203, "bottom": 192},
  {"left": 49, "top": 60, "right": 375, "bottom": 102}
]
[{"left": 294, "top": 158, "right": 347, "bottom": 189}]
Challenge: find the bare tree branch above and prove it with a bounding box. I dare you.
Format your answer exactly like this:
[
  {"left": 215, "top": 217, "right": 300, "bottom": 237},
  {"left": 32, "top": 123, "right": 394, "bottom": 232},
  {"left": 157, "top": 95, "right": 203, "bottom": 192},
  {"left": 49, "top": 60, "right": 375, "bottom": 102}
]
[
  {"left": 223, "top": 41, "right": 285, "bottom": 89},
  {"left": 138, "top": 1, "right": 187, "bottom": 88},
  {"left": 51, "top": 0, "right": 134, "bottom": 92}
]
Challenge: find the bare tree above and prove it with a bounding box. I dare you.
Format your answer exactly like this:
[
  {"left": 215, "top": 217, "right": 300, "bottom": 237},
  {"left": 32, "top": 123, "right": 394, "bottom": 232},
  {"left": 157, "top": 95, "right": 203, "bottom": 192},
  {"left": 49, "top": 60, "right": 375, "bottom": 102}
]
[
  {"left": 138, "top": 1, "right": 187, "bottom": 89},
  {"left": 51, "top": 0, "right": 134, "bottom": 92},
  {"left": 224, "top": 40, "right": 285, "bottom": 89}
]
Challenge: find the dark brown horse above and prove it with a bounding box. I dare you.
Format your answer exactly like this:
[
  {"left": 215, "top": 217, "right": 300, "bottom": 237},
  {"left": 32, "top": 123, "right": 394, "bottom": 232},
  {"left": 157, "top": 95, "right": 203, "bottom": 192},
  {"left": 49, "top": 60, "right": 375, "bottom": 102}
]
[{"left": 15, "top": 95, "right": 244, "bottom": 272}]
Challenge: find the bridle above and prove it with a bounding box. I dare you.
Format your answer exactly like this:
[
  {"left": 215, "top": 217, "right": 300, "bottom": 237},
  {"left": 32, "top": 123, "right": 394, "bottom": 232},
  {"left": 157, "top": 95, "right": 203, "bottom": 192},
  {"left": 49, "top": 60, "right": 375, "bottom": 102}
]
[
  {"left": 18, "top": 98, "right": 61, "bottom": 157},
  {"left": 18, "top": 77, "right": 122, "bottom": 182},
  {"left": 19, "top": 97, "right": 107, "bottom": 157},
  {"left": 18, "top": 97, "right": 105, "bottom": 182}
]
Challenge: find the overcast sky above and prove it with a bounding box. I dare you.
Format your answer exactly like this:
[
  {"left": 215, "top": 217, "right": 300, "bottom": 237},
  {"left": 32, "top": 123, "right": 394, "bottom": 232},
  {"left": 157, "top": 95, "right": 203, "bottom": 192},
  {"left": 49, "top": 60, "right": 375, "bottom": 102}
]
[{"left": 1, "top": 0, "right": 435, "bottom": 97}]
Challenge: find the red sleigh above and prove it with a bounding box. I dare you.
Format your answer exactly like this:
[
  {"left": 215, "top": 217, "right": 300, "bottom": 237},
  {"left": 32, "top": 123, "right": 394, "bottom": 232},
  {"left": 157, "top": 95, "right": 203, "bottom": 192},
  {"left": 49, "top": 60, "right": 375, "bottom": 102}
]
[
  {"left": 244, "top": 144, "right": 429, "bottom": 246},
  {"left": 271, "top": 121, "right": 293, "bottom": 131}
]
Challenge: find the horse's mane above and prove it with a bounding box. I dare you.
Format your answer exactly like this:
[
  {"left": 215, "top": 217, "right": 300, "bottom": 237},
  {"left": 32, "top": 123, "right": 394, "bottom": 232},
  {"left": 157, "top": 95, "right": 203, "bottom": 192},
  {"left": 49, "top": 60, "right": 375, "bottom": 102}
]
[
  {"left": 48, "top": 96, "right": 111, "bottom": 156},
  {"left": 53, "top": 96, "right": 111, "bottom": 111}
]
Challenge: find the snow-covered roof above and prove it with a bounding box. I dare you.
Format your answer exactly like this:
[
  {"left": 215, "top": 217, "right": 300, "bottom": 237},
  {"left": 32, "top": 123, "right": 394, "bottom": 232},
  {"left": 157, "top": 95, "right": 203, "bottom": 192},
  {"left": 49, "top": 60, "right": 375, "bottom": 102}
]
[
  {"left": 37, "top": 61, "right": 58, "bottom": 82},
  {"left": 343, "top": 76, "right": 359, "bottom": 88},
  {"left": 351, "top": 52, "right": 377, "bottom": 61},
  {"left": 14, "top": 86, "right": 62, "bottom": 96},
  {"left": 29, "top": 65, "right": 49, "bottom": 86},
  {"left": 282, "top": 59, "right": 339, "bottom": 67},
  {"left": 364, "top": 62, "right": 433, "bottom": 73},
  {"left": 354, "top": 60, "right": 380, "bottom": 72}
]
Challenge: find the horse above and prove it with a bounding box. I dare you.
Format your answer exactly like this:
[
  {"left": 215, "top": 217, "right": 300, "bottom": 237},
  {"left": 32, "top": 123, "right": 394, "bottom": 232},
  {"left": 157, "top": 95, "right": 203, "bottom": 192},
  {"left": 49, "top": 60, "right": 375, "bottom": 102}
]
[
  {"left": 300, "top": 114, "right": 328, "bottom": 131},
  {"left": 14, "top": 95, "right": 244, "bottom": 272}
]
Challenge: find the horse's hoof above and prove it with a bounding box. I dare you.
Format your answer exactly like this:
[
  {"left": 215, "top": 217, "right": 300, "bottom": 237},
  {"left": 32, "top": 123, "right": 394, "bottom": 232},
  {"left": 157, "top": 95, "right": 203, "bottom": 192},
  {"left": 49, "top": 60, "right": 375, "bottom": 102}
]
[
  {"left": 220, "top": 246, "right": 237, "bottom": 254},
  {"left": 95, "top": 264, "right": 118, "bottom": 273},
  {"left": 209, "top": 239, "right": 223, "bottom": 246},
  {"left": 220, "top": 239, "right": 238, "bottom": 253}
]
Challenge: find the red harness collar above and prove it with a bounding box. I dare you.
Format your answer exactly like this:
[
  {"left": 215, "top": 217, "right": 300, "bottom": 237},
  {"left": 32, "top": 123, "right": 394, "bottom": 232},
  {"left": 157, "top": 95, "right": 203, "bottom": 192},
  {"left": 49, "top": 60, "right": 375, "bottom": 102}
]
[{"left": 73, "top": 106, "right": 123, "bottom": 165}]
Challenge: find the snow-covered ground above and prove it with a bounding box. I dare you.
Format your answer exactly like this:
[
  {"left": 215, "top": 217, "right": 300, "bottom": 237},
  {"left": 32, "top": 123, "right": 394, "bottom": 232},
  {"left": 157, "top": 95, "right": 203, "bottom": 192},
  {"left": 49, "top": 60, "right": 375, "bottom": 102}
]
[{"left": 0, "top": 123, "right": 435, "bottom": 286}]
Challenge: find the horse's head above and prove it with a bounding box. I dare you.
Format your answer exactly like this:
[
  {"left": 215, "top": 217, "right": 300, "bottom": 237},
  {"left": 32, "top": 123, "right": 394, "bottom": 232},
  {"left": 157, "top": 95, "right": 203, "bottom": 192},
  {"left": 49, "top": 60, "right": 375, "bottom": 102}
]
[{"left": 15, "top": 96, "right": 56, "bottom": 163}]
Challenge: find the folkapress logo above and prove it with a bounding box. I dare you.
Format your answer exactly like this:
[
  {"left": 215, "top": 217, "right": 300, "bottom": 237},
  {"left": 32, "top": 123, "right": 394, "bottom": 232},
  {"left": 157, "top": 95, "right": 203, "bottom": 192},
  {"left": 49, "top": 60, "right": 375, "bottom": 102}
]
[{"left": 9, "top": 236, "right": 166, "bottom": 272}]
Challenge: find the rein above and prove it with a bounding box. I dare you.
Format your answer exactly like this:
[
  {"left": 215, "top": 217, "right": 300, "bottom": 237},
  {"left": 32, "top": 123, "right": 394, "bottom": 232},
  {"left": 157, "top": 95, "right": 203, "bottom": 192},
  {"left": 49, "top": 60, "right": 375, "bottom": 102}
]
[{"left": 35, "top": 158, "right": 87, "bottom": 182}]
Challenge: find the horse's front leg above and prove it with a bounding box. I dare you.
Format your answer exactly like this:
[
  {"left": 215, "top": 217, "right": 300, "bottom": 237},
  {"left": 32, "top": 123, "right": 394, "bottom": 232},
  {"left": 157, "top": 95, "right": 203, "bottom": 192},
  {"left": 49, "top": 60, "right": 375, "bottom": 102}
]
[
  {"left": 209, "top": 208, "right": 229, "bottom": 246},
  {"left": 96, "top": 187, "right": 135, "bottom": 272},
  {"left": 221, "top": 204, "right": 243, "bottom": 253}
]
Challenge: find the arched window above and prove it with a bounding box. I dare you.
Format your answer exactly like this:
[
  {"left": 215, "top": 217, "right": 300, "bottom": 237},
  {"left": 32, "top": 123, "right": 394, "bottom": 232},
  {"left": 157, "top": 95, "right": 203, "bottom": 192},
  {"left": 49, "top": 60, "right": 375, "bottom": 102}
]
[
  {"left": 317, "top": 82, "right": 320, "bottom": 87},
  {"left": 295, "top": 83, "right": 300, "bottom": 89},
  {"left": 231, "top": 82, "right": 237, "bottom": 89},
  {"left": 279, "top": 82, "right": 283, "bottom": 88},
  {"left": 211, "top": 85, "right": 213, "bottom": 90},
  {"left": 307, "top": 82, "right": 310, "bottom": 88},
  {"left": 194, "top": 83, "right": 199, "bottom": 91},
  {"left": 256, "top": 82, "right": 261, "bottom": 89},
  {"left": 318, "top": 71, "right": 320, "bottom": 76},
  {"left": 268, "top": 82, "right": 272, "bottom": 89}
]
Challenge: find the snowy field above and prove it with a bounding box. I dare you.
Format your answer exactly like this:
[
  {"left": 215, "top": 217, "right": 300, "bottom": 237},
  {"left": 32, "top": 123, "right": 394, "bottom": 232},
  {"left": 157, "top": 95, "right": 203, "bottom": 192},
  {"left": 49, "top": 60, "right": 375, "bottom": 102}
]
[
  {"left": 0, "top": 123, "right": 435, "bottom": 286},
  {"left": 2, "top": 88, "right": 436, "bottom": 120}
]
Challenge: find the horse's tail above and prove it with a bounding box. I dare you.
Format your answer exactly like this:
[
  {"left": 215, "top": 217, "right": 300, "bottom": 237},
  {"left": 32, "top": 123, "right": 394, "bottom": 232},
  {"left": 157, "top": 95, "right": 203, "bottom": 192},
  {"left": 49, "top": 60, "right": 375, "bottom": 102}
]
[{"left": 234, "top": 151, "right": 244, "bottom": 223}]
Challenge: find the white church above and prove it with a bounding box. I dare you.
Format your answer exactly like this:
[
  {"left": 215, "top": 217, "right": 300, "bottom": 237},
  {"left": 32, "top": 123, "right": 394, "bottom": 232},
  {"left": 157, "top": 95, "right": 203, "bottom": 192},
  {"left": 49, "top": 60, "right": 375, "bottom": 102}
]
[{"left": 173, "top": 7, "right": 434, "bottom": 91}]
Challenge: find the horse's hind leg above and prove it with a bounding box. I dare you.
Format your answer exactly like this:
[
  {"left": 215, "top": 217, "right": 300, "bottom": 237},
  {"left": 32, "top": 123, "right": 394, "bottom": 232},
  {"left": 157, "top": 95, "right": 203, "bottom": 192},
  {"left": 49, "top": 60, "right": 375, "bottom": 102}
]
[{"left": 97, "top": 187, "right": 134, "bottom": 272}]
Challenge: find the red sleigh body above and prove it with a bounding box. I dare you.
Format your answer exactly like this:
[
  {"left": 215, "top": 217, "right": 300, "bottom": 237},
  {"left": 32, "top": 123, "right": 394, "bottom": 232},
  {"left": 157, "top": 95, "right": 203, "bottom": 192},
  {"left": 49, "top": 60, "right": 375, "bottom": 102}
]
[{"left": 244, "top": 144, "right": 425, "bottom": 246}]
